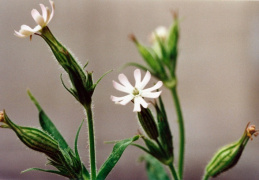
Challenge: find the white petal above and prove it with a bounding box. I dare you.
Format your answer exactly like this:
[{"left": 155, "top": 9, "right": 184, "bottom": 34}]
[
  {"left": 19, "top": 25, "right": 36, "bottom": 36},
  {"left": 32, "top": 25, "right": 43, "bottom": 32},
  {"left": 142, "top": 81, "right": 163, "bottom": 93},
  {"left": 134, "top": 97, "right": 148, "bottom": 112},
  {"left": 142, "top": 91, "right": 162, "bottom": 98},
  {"left": 133, "top": 97, "right": 141, "bottom": 112},
  {"left": 139, "top": 70, "right": 151, "bottom": 89},
  {"left": 20, "top": 25, "right": 35, "bottom": 32},
  {"left": 118, "top": 73, "right": 134, "bottom": 90},
  {"left": 31, "top": 9, "right": 45, "bottom": 27},
  {"left": 45, "top": 7, "right": 51, "bottom": 24},
  {"left": 48, "top": 0, "right": 55, "bottom": 24},
  {"left": 111, "top": 95, "right": 133, "bottom": 105},
  {"left": 14, "top": 30, "right": 27, "bottom": 38},
  {"left": 113, "top": 80, "right": 132, "bottom": 93},
  {"left": 40, "top": 4, "right": 48, "bottom": 22},
  {"left": 134, "top": 69, "right": 141, "bottom": 88},
  {"left": 138, "top": 97, "right": 149, "bottom": 108},
  {"left": 118, "top": 95, "right": 134, "bottom": 105}
]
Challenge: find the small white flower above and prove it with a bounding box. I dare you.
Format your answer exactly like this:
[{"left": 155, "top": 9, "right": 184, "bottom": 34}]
[
  {"left": 150, "top": 26, "right": 168, "bottom": 43},
  {"left": 14, "top": 0, "right": 55, "bottom": 38},
  {"left": 111, "top": 69, "right": 163, "bottom": 112}
]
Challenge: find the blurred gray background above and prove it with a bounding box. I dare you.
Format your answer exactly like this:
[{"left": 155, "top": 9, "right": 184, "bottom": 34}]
[{"left": 1, "top": 1, "right": 259, "bottom": 180}]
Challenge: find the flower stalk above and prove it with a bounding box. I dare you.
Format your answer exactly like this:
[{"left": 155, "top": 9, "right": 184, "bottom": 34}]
[
  {"left": 171, "top": 87, "right": 185, "bottom": 179},
  {"left": 84, "top": 103, "right": 96, "bottom": 180}
]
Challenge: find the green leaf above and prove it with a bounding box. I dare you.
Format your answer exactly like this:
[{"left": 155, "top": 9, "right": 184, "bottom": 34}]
[
  {"left": 141, "top": 154, "right": 170, "bottom": 180},
  {"left": 96, "top": 135, "right": 140, "bottom": 180},
  {"left": 22, "top": 167, "right": 64, "bottom": 177},
  {"left": 75, "top": 120, "right": 84, "bottom": 160},
  {"left": 74, "top": 120, "right": 90, "bottom": 179},
  {"left": 27, "top": 90, "right": 69, "bottom": 150}
]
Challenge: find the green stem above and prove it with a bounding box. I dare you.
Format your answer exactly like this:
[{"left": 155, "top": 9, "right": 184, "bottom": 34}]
[
  {"left": 85, "top": 103, "right": 96, "bottom": 180},
  {"left": 168, "top": 163, "right": 180, "bottom": 180},
  {"left": 171, "top": 87, "right": 185, "bottom": 179}
]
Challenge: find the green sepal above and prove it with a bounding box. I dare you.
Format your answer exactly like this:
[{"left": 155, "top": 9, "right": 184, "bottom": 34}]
[
  {"left": 167, "top": 19, "right": 179, "bottom": 62},
  {"left": 137, "top": 107, "right": 159, "bottom": 140},
  {"left": 134, "top": 41, "right": 166, "bottom": 75},
  {"left": 27, "top": 90, "right": 69, "bottom": 150},
  {"left": 153, "top": 34, "right": 168, "bottom": 62},
  {"left": 141, "top": 137, "right": 168, "bottom": 164},
  {"left": 96, "top": 135, "right": 140, "bottom": 180},
  {"left": 140, "top": 154, "right": 170, "bottom": 180},
  {"left": 155, "top": 97, "right": 173, "bottom": 159}
]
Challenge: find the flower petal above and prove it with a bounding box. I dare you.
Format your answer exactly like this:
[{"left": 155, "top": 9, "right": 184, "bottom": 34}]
[
  {"left": 14, "top": 30, "right": 27, "bottom": 38},
  {"left": 118, "top": 95, "right": 134, "bottom": 105},
  {"left": 40, "top": 4, "right": 48, "bottom": 22},
  {"left": 133, "top": 97, "right": 141, "bottom": 112},
  {"left": 142, "top": 91, "right": 162, "bottom": 98},
  {"left": 48, "top": 0, "right": 55, "bottom": 24},
  {"left": 134, "top": 69, "right": 141, "bottom": 88},
  {"left": 139, "top": 70, "right": 151, "bottom": 89},
  {"left": 118, "top": 73, "right": 134, "bottom": 90},
  {"left": 18, "top": 25, "right": 36, "bottom": 36},
  {"left": 31, "top": 9, "right": 44, "bottom": 27},
  {"left": 134, "top": 97, "right": 148, "bottom": 112},
  {"left": 111, "top": 95, "right": 133, "bottom": 105},
  {"left": 142, "top": 81, "right": 163, "bottom": 93},
  {"left": 113, "top": 80, "right": 131, "bottom": 93}
]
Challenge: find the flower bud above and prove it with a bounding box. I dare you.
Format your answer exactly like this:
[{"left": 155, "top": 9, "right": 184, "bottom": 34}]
[
  {"left": 38, "top": 26, "right": 100, "bottom": 106},
  {"left": 0, "top": 110, "right": 60, "bottom": 160},
  {"left": 204, "top": 123, "right": 258, "bottom": 179},
  {"left": 0, "top": 110, "right": 84, "bottom": 178},
  {"left": 137, "top": 107, "right": 158, "bottom": 140},
  {"left": 149, "top": 26, "right": 168, "bottom": 44},
  {"left": 155, "top": 97, "right": 173, "bottom": 158}
]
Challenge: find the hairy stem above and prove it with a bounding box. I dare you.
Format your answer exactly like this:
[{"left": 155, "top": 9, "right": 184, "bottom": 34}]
[{"left": 85, "top": 103, "right": 96, "bottom": 180}]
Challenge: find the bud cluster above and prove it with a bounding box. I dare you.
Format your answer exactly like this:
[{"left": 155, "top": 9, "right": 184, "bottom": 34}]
[
  {"left": 136, "top": 97, "right": 173, "bottom": 165},
  {"left": 130, "top": 12, "right": 179, "bottom": 89}
]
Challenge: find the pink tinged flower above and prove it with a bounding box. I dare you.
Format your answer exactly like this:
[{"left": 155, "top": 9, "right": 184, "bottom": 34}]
[
  {"left": 111, "top": 69, "right": 163, "bottom": 112},
  {"left": 14, "top": 0, "right": 55, "bottom": 38}
]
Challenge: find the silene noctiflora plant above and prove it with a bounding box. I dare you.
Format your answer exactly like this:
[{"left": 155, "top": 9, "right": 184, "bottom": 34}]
[{"left": 1, "top": 1, "right": 258, "bottom": 180}]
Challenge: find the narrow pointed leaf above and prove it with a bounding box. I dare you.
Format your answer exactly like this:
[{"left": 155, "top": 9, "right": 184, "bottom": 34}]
[
  {"left": 75, "top": 120, "right": 84, "bottom": 160},
  {"left": 22, "top": 167, "right": 64, "bottom": 176},
  {"left": 27, "top": 90, "right": 69, "bottom": 149},
  {"left": 96, "top": 135, "right": 140, "bottom": 180}
]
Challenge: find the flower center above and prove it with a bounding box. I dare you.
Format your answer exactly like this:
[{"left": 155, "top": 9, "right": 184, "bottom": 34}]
[{"left": 132, "top": 88, "right": 140, "bottom": 96}]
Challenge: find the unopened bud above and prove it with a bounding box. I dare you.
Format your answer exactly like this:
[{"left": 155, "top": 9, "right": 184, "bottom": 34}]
[
  {"left": 150, "top": 26, "right": 168, "bottom": 44},
  {"left": 0, "top": 110, "right": 60, "bottom": 161},
  {"left": 137, "top": 107, "right": 158, "bottom": 140}
]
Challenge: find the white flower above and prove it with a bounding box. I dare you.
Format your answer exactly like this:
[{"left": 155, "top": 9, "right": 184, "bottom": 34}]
[
  {"left": 150, "top": 26, "right": 168, "bottom": 43},
  {"left": 111, "top": 69, "right": 163, "bottom": 112},
  {"left": 14, "top": 0, "right": 55, "bottom": 38}
]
